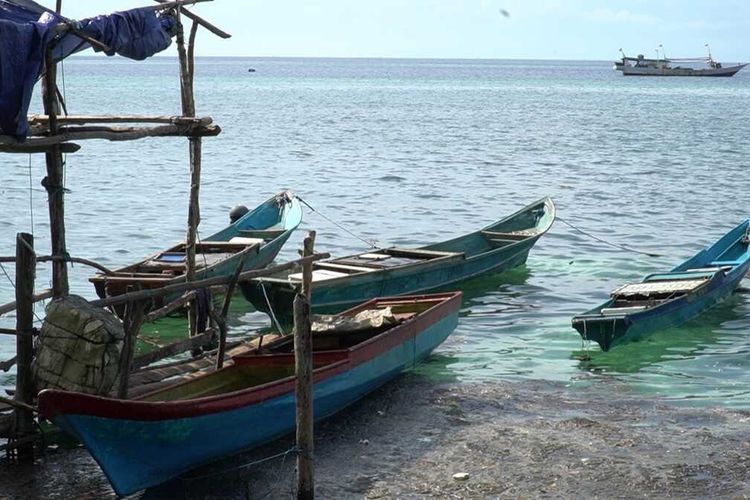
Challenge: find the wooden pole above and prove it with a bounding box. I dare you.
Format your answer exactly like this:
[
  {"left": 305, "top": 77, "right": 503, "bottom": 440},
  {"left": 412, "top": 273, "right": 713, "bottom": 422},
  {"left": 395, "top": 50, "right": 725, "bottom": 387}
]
[
  {"left": 295, "top": 231, "right": 316, "bottom": 499},
  {"left": 42, "top": 43, "right": 69, "bottom": 298},
  {"left": 214, "top": 253, "right": 248, "bottom": 370},
  {"left": 118, "top": 290, "right": 145, "bottom": 399},
  {"left": 176, "top": 12, "right": 202, "bottom": 341},
  {"left": 13, "top": 233, "right": 36, "bottom": 462}
]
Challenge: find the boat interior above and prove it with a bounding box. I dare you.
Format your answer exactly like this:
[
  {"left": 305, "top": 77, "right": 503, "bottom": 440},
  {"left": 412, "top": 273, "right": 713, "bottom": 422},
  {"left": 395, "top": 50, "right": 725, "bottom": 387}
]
[
  {"left": 138, "top": 298, "right": 434, "bottom": 402},
  {"left": 289, "top": 247, "right": 465, "bottom": 282},
  {"left": 138, "top": 295, "right": 455, "bottom": 403}
]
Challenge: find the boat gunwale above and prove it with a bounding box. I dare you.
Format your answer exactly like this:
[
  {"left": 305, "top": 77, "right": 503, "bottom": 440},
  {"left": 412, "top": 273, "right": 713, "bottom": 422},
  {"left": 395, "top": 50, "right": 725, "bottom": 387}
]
[{"left": 38, "top": 292, "right": 462, "bottom": 422}]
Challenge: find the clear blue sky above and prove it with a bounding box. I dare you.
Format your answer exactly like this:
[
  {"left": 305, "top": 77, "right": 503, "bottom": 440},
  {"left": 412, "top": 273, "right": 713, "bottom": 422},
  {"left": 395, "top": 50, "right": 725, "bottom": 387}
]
[{"left": 40, "top": 0, "right": 749, "bottom": 61}]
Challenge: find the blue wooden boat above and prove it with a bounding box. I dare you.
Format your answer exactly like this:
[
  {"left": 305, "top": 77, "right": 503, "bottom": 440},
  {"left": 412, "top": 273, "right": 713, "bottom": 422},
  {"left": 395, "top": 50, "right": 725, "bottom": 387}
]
[
  {"left": 90, "top": 190, "right": 302, "bottom": 308},
  {"left": 572, "top": 220, "right": 750, "bottom": 351},
  {"left": 38, "top": 292, "right": 462, "bottom": 496},
  {"left": 242, "top": 197, "right": 555, "bottom": 319}
]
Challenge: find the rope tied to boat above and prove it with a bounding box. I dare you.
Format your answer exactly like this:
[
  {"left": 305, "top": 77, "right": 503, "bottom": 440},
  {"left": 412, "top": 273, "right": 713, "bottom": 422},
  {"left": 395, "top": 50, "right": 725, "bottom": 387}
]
[
  {"left": 295, "top": 195, "right": 379, "bottom": 249},
  {"left": 259, "top": 279, "right": 286, "bottom": 335},
  {"left": 555, "top": 216, "right": 664, "bottom": 258},
  {"left": 181, "top": 445, "right": 299, "bottom": 482}
]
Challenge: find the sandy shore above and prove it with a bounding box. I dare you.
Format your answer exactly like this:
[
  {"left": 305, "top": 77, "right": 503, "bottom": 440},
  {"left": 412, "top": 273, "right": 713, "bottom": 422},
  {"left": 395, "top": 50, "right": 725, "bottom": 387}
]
[{"left": 2, "top": 375, "right": 750, "bottom": 499}]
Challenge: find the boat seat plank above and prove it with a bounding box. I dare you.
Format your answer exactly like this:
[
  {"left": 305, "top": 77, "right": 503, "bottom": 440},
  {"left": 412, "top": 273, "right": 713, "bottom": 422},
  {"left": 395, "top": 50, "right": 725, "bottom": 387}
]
[
  {"left": 601, "top": 305, "right": 647, "bottom": 316},
  {"left": 228, "top": 236, "right": 264, "bottom": 245},
  {"left": 708, "top": 260, "right": 741, "bottom": 268},
  {"left": 480, "top": 230, "right": 533, "bottom": 241},
  {"left": 314, "top": 262, "right": 377, "bottom": 274},
  {"left": 238, "top": 229, "right": 285, "bottom": 240},
  {"left": 288, "top": 269, "right": 349, "bottom": 282},
  {"left": 385, "top": 247, "right": 464, "bottom": 260},
  {"left": 612, "top": 279, "right": 707, "bottom": 296}
]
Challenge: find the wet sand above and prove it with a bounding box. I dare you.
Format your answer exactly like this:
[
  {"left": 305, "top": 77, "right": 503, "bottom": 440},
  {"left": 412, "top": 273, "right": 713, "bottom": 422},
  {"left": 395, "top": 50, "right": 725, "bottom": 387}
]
[{"left": 2, "top": 375, "right": 750, "bottom": 499}]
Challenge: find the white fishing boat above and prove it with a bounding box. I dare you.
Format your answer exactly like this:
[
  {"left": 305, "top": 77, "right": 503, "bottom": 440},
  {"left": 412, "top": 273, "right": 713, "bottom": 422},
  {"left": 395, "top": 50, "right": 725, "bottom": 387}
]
[{"left": 614, "top": 46, "right": 746, "bottom": 77}]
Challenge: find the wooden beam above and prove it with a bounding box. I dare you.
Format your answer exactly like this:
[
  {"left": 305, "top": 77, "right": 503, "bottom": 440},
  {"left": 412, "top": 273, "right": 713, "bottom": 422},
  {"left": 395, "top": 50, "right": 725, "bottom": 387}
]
[
  {"left": 153, "top": 0, "right": 231, "bottom": 39},
  {"left": 118, "top": 290, "right": 146, "bottom": 399},
  {"left": 27, "top": 114, "right": 213, "bottom": 125},
  {"left": 89, "top": 253, "right": 330, "bottom": 309},
  {"left": 0, "top": 142, "right": 79, "bottom": 154},
  {"left": 14, "top": 233, "right": 35, "bottom": 462},
  {"left": 144, "top": 291, "right": 196, "bottom": 323},
  {"left": 0, "top": 123, "right": 221, "bottom": 147},
  {"left": 0, "top": 289, "right": 53, "bottom": 317}
]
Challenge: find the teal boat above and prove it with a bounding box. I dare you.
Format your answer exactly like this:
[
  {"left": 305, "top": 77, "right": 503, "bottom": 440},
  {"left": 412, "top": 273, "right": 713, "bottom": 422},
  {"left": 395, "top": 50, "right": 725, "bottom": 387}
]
[
  {"left": 572, "top": 220, "right": 750, "bottom": 351},
  {"left": 241, "top": 197, "right": 554, "bottom": 319},
  {"left": 90, "top": 190, "right": 302, "bottom": 309}
]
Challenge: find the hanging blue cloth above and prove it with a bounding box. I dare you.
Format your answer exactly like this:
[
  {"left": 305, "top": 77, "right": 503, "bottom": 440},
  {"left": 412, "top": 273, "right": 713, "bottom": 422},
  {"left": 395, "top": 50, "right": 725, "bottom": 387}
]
[
  {"left": 0, "top": 0, "right": 176, "bottom": 141},
  {"left": 0, "top": 1, "right": 59, "bottom": 140}
]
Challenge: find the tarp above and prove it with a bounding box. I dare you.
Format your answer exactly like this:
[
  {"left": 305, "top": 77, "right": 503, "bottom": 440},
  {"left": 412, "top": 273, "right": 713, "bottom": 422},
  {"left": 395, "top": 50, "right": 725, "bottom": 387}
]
[{"left": 0, "top": 0, "right": 176, "bottom": 140}]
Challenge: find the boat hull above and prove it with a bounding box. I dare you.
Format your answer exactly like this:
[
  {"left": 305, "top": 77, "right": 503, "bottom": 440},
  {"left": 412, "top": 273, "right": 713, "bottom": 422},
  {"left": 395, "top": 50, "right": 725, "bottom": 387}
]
[
  {"left": 242, "top": 197, "right": 554, "bottom": 319},
  {"left": 572, "top": 220, "right": 750, "bottom": 350},
  {"left": 572, "top": 266, "right": 748, "bottom": 350},
  {"left": 620, "top": 64, "right": 746, "bottom": 77},
  {"left": 39, "top": 293, "right": 461, "bottom": 496}
]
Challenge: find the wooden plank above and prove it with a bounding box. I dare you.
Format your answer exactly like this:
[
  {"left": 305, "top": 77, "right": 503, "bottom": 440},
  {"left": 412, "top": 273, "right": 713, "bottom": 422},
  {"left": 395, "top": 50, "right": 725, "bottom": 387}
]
[
  {"left": 386, "top": 247, "right": 464, "bottom": 259},
  {"left": 153, "top": 0, "right": 232, "bottom": 39},
  {"left": 0, "top": 123, "right": 221, "bottom": 146},
  {"left": 0, "top": 142, "right": 79, "bottom": 154},
  {"left": 0, "top": 289, "right": 52, "bottom": 317},
  {"left": 28, "top": 114, "right": 213, "bottom": 125}
]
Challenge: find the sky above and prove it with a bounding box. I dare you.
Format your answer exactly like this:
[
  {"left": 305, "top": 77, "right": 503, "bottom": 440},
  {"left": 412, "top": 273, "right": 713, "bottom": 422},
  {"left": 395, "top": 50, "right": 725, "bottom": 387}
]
[{"left": 38, "top": 0, "right": 750, "bottom": 61}]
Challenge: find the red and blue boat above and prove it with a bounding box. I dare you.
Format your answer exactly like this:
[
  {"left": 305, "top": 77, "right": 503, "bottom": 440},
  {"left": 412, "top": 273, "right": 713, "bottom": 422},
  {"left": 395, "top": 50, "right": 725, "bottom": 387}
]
[{"left": 38, "top": 292, "right": 462, "bottom": 496}]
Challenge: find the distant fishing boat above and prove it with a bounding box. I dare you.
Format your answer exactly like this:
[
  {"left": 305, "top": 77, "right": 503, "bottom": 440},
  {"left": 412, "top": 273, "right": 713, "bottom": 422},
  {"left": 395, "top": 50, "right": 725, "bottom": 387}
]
[
  {"left": 614, "top": 46, "right": 746, "bottom": 77},
  {"left": 90, "top": 190, "right": 302, "bottom": 309},
  {"left": 241, "top": 197, "right": 555, "bottom": 319},
  {"left": 38, "top": 292, "right": 462, "bottom": 496},
  {"left": 572, "top": 220, "right": 750, "bottom": 351}
]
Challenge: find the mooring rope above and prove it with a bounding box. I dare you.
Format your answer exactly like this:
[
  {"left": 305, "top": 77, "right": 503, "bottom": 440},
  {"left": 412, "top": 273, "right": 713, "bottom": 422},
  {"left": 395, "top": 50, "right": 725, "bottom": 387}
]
[
  {"left": 259, "top": 280, "right": 285, "bottom": 335},
  {"left": 182, "top": 446, "right": 298, "bottom": 482},
  {"left": 295, "top": 195, "right": 379, "bottom": 249},
  {"left": 556, "top": 216, "right": 664, "bottom": 258}
]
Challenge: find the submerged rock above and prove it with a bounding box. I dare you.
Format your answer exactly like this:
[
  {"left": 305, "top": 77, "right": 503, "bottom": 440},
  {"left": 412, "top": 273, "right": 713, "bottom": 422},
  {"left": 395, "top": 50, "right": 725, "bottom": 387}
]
[{"left": 32, "top": 295, "right": 124, "bottom": 395}]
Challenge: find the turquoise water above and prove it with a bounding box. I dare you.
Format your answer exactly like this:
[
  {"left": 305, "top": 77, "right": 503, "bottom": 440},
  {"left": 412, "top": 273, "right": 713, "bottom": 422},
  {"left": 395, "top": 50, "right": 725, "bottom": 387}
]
[{"left": 2, "top": 57, "right": 750, "bottom": 406}]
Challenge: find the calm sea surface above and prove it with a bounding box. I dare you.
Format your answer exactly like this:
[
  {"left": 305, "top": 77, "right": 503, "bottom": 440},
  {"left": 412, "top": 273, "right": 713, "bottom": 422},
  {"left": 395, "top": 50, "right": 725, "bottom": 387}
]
[{"left": 2, "top": 57, "right": 750, "bottom": 407}]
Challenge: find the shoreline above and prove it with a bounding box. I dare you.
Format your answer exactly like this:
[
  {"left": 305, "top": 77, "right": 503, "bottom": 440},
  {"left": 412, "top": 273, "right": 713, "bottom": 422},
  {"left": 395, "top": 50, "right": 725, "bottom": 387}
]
[{"left": 2, "top": 375, "right": 749, "bottom": 498}]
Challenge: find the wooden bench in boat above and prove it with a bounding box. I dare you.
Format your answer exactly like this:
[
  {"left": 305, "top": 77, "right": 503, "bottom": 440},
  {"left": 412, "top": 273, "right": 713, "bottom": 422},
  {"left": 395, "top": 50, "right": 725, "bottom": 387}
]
[
  {"left": 329, "top": 248, "right": 464, "bottom": 270},
  {"left": 481, "top": 230, "right": 535, "bottom": 248},
  {"left": 314, "top": 262, "right": 378, "bottom": 274},
  {"left": 612, "top": 279, "right": 708, "bottom": 297},
  {"left": 238, "top": 229, "right": 286, "bottom": 240}
]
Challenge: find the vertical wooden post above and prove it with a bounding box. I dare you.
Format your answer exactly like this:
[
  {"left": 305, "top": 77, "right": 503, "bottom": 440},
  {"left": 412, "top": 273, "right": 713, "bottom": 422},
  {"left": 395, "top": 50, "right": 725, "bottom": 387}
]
[
  {"left": 118, "top": 291, "right": 145, "bottom": 399},
  {"left": 295, "top": 231, "right": 316, "bottom": 499},
  {"left": 14, "top": 233, "right": 36, "bottom": 462},
  {"left": 42, "top": 43, "right": 69, "bottom": 298},
  {"left": 176, "top": 14, "right": 202, "bottom": 340}
]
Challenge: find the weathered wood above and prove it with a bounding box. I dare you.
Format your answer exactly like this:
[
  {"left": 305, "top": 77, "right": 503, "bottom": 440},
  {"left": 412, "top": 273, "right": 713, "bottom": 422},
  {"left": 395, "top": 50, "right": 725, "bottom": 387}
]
[
  {"left": 14, "top": 233, "right": 35, "bottom": 462},
  {"left": 0, "top": 289, "right": 52, "bottom": 318},
  {"left": 0, "top": 123, "right": 221, "bottom": 147},
  {"left": 118, "top": 292, "right": 146, "bottom": 399},
  {"left": 131, "top": 329, "right": 215, "bottom": 370},
  {"left": 42, "top": 47, "right": 69, "bottom": 298},
  {"left": 215, "top": 254, "right": 247, "bottom": 369},
  {"left": 0, "top": 142, "right": 79, "bottom": 154},
  {"left": 28, "top": 114, "right": 212, "bottom": 125},
  {"left": 0, "top": 255, "right": 114, "bottom": 276},
  {"left": 0, "top": 356, "right": 17, "bottom": 372},
  {"left": 89, "top": 253, "right": 330, "bottom": 309},
  {"left": 153, "top": 0, "right": 232, "bottom": 39},
  {"left": 301, "top": 231, "right": 316, "bottom": 300},
  {"left": 294, "top": 293, "right": 314, "bottom": 500},
  {"left": 144, "top": 291, "right": 197, "bottom": 323}
]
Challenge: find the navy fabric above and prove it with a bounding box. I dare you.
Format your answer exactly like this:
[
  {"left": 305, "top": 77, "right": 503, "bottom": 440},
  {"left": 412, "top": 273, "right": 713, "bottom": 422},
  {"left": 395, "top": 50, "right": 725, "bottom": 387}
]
[
  {"left": 0, "top": 1, "right": 175, "bottom": 140},
  {"left": 0, "top": 1, "right": 59, "bottom": 139}
]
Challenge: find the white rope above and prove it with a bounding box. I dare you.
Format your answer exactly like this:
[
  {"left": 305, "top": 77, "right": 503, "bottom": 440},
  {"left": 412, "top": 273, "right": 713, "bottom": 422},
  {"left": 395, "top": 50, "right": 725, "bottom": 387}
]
[
  {"left": 259, "top": 280, "right": 285, "bottom": 335},
  {"left": 295, "top": 195, "right": 379, "bottom": 248},
  {"left": 556, "top": 216, "right": 664, "bottom": 258}
]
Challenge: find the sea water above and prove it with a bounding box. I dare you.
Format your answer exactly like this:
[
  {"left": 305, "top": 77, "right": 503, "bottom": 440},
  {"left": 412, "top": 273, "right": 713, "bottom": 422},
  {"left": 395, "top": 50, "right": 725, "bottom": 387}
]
[{"left": 1, "top": 57, "right": 749, "bottom": 407}]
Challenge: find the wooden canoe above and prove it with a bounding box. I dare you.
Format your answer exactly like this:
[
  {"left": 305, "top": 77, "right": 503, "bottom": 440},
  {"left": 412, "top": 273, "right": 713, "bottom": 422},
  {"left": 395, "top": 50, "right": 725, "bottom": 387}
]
[
  {"left": 572, "top": 220, "right": 750, "bottom": 351},
  {"left": 241, "top": 196, "right": 554, "bottom": 319},
  {"left": 89, "top": 190, "right": 302, "bottom": 309},
  {"left": 38, "top": 291, "right": 462, "bottom": 496}
]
